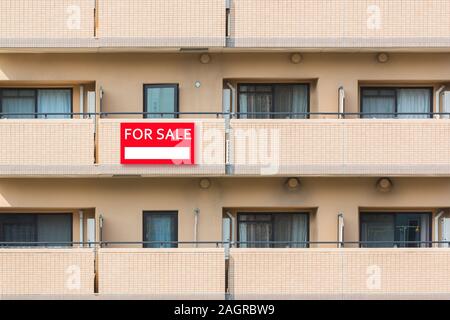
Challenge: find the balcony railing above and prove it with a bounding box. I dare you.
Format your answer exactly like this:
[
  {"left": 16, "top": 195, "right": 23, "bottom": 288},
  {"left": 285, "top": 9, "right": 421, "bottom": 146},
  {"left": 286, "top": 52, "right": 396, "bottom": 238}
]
[
  {"left": 1, "top": 111, "right": 450, "bottom": 177},
  {"left": 0, "top": 241, "right": 449, "bottom": 299},
  {"left": 1, "top": 0, "right": 450, "bottom": 49}
]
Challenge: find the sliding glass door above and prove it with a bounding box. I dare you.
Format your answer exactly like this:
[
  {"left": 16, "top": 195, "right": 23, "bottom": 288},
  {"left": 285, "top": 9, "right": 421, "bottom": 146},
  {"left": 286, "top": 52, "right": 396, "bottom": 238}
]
[
  {"left": 361, "top": 87, "right": 432, "bottom": 119},
  {"left": 0, "top": 213, "right": 73, "bottom": 246},
  {"left": 238, "top": 84, "right": 310, "bottom": 119},
  {"left": 0, "top": 89, "right": 72, "bottom": 119},
  {"left": 238, "top": 212, "right": 309, "bottom": 248},
  {"left": 360, "top": 212, "right": 431, "bottom": 248}
]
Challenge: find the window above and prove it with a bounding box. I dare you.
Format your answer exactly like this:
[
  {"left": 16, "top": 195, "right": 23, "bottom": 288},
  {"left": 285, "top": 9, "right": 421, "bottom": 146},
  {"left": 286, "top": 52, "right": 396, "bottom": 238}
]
[
  {"left": 0, "top": 88, "right": 72, "bottom": 119},
  {"left": 143, "top": 211, "right": 178, "bottom": 248},
  {"left": 360, "top": 212, "right": 431, "bottom": 248},
  {"left": 144, "top": 84, "right": 178, "bottom": 119},
  {"left": 360, "top": 87, "right": 432, "bottom": 118},
  {"left": 238, "top": 213, "right": 309, "bottom": 248},
  {"left": 0, "top": 213, "right": 73, "bottom": 246},
  {"left": 238, "top": 84, "right": 309, "bottom": 119}
]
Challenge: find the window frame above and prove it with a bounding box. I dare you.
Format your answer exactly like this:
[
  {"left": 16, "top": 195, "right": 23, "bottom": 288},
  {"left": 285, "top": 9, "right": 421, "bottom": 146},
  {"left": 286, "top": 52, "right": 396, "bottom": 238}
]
[
  {"left": 359, "top": 86, "right": 433, "bottom": 118},
  {"left": 143, "top": 84, "right": 179, "bottom": 119},
  {"left": 142, "top": 211, "right": 178, "bottom": 248},
  {"left": 0, "top": 213, "right": 73, "bottom": 246},
  {"left": 359, "top": 211, "right": 432, "bottom": 248},
  {"left": 0, "top": 88, "right": 73, "bottom": 119},
  {"left": 237, "top": 212, "right": 310, "bottom": 248},
  {"left": 237, "top": 83, "right": 311, "bottom": 119}
]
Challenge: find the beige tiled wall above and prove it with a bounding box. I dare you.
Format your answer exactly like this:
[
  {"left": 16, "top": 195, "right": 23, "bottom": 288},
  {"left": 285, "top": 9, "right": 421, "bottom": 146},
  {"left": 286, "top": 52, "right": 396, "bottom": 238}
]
[
  {"left": 229, "top": 248, "right": 450, "bottom": 299},
  {"left": 0, "top": 119, "right": 94, "bottom": 166},
  {"left": 0, "top": 249, "right": 95, "bottom": 296},
  {"left": 0, "top": 0, "right": 95, "bottom": 47},
  {"left": 231, "top": 119, "right": 450, "bottom": 176},
  {"left": 97, "top": 0, "right": 226, "bottom": 47},
  {"left": 98, "top": 248, "right": 225, "bottom": 298},
  {"left": 230, "top": 0, "right": 450, "bottom": 48},
  {"left": 97, "top": 119, "right": 225, "bottom": 176}
]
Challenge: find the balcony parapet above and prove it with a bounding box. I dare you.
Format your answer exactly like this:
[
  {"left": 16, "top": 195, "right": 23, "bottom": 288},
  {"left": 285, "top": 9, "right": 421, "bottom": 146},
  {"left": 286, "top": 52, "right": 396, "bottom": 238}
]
[
  {"left": 229, "top": 0, "right": 450, "bottom": 49},
  {"left": 1, "top": 0, "right": 450, "bottom": 50},
  {"left": 0, "top": 118, "right": 450, "bottom": 177},
  {"left": 231, "top": 119, "right": 450, "bottom": 176}
]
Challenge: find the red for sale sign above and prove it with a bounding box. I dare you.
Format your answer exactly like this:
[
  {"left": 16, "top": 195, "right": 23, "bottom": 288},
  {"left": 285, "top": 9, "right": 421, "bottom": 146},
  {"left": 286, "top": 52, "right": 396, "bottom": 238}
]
[{"left": 120, "top": 122, "right": 195, "bottom": 165}]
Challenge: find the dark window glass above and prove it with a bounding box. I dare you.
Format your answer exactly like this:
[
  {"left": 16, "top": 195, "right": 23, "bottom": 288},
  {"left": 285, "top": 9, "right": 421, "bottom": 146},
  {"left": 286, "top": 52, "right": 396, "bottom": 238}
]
[
  {"left": 360, "top": 212, "right": 431, "bottom": 248},
  {"left": 361, "top": 87, "right": 432, "bottom": 119},
  {"left": 143, "top": 212, "right": 178, "bottom": 248},
  {"left": 0, "top": 214, "right": 72, "bottom": 246},
  {"left": 144, "top": 84, "right": 178, "bottom": 119},
  {"left": 238, "top": 84, "right": 309, "bottom": 119},
  {"left": 238, "top": 213, "right": 309, "bottom": 248}
]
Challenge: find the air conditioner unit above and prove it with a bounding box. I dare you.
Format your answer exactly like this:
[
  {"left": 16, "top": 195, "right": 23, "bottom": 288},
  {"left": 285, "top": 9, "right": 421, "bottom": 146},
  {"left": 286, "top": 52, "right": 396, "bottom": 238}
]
[{"left": 442, "top": 91, "right": 450, "bottom": 119}]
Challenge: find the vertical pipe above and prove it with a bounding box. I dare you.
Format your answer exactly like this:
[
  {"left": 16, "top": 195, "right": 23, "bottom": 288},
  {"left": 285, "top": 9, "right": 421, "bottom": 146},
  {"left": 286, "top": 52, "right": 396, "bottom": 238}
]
[
  {"left": 79, "top": 85, "right": 84, "bottom": 119},
  {"left": 434, "top": 210, "right": 444, "bottom": 247},
  {"left": 194, "top": 208, "right": 200, "bottom": 248},
  {"left": 338, "top": 86, "right": 345, "bottom": 119},
  {"left": 435, "top": 85, "right": 445, "bottom": 119},
  {"left": 79, "top": 210, "right": 84, "bottom": 248}
]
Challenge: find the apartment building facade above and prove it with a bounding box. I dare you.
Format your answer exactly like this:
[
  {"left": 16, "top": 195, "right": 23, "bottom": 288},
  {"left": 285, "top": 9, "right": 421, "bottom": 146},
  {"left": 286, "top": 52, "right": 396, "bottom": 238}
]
[{"left": 1, "top": 0, "right": 450, "bottom": 298}]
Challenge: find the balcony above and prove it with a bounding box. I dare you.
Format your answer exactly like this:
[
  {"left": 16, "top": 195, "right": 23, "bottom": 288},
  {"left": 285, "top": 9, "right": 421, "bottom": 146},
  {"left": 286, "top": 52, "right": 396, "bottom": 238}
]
[
  {"left": 0, "top": 245, "right": 449, "bottom": 299},
  {"left": 229, "top": 0, "right": 450, "bottom": 48},
  {"left": 0, "top": 0, "right": 226, "bottom": 49},
  {"left": 97, "top": 118, "right": 226, "bottom": 176},
  {"left": 1, "top": 116, "right": 450, "bottom": 177},
  {"left": 1, "top": 0, "right": 450, "bottom": 49},
  {"left": 97, "top": 0, "right": 226, "bottom": 48},
  {"left": 0, "top": 0, "right": 96, "bottom": 48},
  {"left": 0, "top": 119, "right": 95, "bottom": 176},
  {"left": 230, "top": 119, "right": 450, "bottom": 176}
]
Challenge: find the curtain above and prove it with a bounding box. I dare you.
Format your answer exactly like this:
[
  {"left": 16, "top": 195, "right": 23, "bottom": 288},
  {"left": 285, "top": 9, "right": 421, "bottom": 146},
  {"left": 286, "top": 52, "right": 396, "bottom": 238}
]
[
  {"left": 37, "top": 214, "right": 72, "bottom": 246},
  {"left": 273, "top": 214, "right": 308, "bottom": 248},
  {"left": 397, "top": 89, "right": 430, "bottom": 119},
  {"left": 274, "top": 85, "right": 308, "bottom": 119},
  {"left": 360, "top": 214, "right": 395, "bottom": 248},
  {"left": 146, "top": 87, "right": 176, "bottom": 119},
  {"left": 238, "top": 214, "right": 271, "bottom": 248},
  {"left": 2, "top": 89, "right": 35, "bottom": 119},
  {"left": 0, "top": 214, "right": 72, "bottom": 246},
  {"left": 238, "top": 214, "right": 308, "bottom": 248},
  {"left": 240, "top": 85, "right": 308, "bottom": 119},
  {"left": 239, "top": 90, "right": 272, "bottom": 119},
  {"left": 144, "top": 214, "right": 176, "bottom": 248},
  {"left": 362, "top": 94, "right": 395, "bottom": 118},
  {"left": 38, "top": 89, "right": 71, "bottom": 119}
]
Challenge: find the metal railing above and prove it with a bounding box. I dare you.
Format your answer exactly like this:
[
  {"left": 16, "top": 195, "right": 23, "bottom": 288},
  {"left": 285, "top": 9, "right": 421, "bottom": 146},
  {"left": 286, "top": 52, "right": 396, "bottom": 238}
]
[
  {"left": 1, "top": 111, "right": 450, "bottom": 119},
  {"left": 0, "top": 240, "right": 448, "bottom": 248}
]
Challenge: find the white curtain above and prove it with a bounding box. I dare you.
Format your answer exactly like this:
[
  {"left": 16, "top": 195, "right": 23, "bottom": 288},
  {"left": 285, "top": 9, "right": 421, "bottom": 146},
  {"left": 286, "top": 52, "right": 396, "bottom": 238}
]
[
  {"left": 397, "top": 89, "right": 430, "bottom": 119},
  {"left": 239, "top": 92, "right": 271, "bottom": 119},
  {"left": 2, "top": 97, "right": 35, "bottom": 119},
  {"left": 362, "top": 96, "right": 395, "bottom": 118},
  {"left": 239, "top": 214, "right": 308, "bottom": 248},
  {"left": 274, "top": 85, "right": 308, "bottom": 119},
  {"left": 146, "top": 87, "right": 176, "bottom": 118},
  {"left": 273, "top": 214, "right": 308, "bottom": 248},
  {"left": 38, "top": 90, "right": 71, "bottom": 119},
  {"left": 145, "top": 214, "right": 176, "bottom": 248},
  {"left": 292, "top": 85, "right": 309, "bottom": 119}
]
